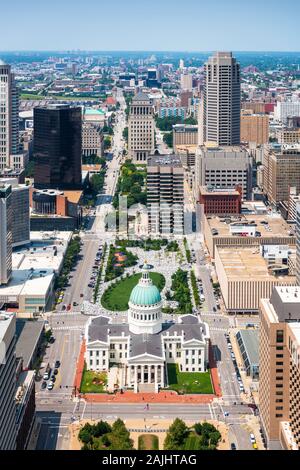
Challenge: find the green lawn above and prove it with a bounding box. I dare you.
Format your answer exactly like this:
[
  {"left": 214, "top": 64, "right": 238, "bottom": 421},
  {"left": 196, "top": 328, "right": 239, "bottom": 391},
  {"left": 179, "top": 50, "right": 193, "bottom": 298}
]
[
  {"left": 80, "top": 369, "right": 107, "bottom": 393},
  {"left": 20, "top": 93, "right": 44, "bottom": 100},
  {"left": 167, "top": 364, "right": 214, "bottom": 394},
  {"left": 101, "top": 272, "right": 165, "bottom": 311},
  {"left": 138, "top": 434, "right": 159, "bottom": 450}
]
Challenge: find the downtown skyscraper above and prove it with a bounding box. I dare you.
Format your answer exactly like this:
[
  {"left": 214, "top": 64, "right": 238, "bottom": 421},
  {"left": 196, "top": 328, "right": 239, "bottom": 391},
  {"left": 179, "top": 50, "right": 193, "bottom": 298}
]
[
  {"left": 202, "top": 52, "right": 241, "bottom": 146},
  {"left": 33, "top": 104, "right": 82, "bottom": 190},
  {"left": 0, "top": 61, "right": 20, "bottom": 170}
]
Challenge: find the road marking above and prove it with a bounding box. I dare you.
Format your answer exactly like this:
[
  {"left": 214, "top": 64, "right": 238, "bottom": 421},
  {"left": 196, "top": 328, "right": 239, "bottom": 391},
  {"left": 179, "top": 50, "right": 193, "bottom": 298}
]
[{"left": 81, "top": 400, "right": 87, "bottom": 420}]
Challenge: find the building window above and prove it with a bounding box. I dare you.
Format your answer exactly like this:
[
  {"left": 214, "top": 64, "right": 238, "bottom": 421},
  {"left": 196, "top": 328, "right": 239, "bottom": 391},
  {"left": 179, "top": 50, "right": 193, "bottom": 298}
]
[
  {"left": 90, "top": 360, "right": 93, "bottom": 366},
  {"left": 176, "top": 352, "right": 181, "bottom": 358},
  {"left": 276, "top": 330, "right": 284, "bottom": 343},
  {"left": 110, "top": 353, "right": 115, "bottom": 359},
  {"left": 275, "top": 414, "right": 283, "bottom": 418}
]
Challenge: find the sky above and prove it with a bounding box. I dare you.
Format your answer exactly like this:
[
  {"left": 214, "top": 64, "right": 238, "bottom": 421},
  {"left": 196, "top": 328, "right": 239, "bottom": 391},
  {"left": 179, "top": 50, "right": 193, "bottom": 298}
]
[{"left": 0, "top": 0, "right": 299, "bottom": 52}]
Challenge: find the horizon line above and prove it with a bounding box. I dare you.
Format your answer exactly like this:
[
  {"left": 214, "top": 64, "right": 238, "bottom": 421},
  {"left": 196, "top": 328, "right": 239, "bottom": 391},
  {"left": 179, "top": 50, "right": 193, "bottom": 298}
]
[{"left": 0, "top": 49, "right": 300, "bottom": 54}]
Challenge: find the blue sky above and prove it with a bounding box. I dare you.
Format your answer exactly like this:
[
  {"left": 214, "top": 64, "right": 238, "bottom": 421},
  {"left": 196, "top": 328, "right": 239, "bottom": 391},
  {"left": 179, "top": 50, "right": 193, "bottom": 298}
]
[{"left": 0, "top": 0, "right": 299, "bottom": 51}]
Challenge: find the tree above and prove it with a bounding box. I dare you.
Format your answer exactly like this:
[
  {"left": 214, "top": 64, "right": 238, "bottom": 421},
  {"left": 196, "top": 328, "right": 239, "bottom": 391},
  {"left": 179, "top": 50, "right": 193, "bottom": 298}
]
[
  {"left": 184, "top": 116, "right": 197, "bottom": 125},
  {"left": 108, "top": 419, "right": 134, "bottom": 450},
  {"left": 123, "top": 127, "right": 128, "bottom": 143},
  {"left": 194, "top": 423, "right": 202, "bottom": 435},
  {"left": 163, "top": 132, "right": 173, "bottom": 148},
  {"left": 103, "top": 137, "right": 111, "bottom": 150},
  {"left": 79, "top": 423, "right": 94, "bottom": 444},
  {"left": 93, "top": 420, "right": 112, "bottom": 437},
  {"left": 25, "top": 160, "right": 35, "bottom": 178},
  {"left": 164, "top": 418, "right": 189, "bottom": 450}
]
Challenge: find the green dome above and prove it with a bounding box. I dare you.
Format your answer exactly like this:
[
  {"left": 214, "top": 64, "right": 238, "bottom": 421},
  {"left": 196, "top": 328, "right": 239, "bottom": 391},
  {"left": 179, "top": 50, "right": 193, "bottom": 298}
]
[{"left": 129, "top": 284, "right": 161, "bottom": 306}]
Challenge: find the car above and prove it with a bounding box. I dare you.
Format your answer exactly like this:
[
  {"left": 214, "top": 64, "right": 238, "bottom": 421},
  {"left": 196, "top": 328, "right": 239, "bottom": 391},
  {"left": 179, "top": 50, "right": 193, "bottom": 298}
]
[
  {"left": 80, "top": 293, "right": 84, "bottom": 298},
  {"left": 230, "top": 443, "right": 237, "bottom": 450},
  {"left": 227, "top": 343, "right": 232, "bottom": 349},
  {"left": 55, "top": 360, "right": 60, "bottom": 368},
  {"left": 213, "top": 307, "right": 217, "bottom": 312},
  {"left": 239, "top": 384, "right": 244, "bottom": 392},
  {"left": 43, "top": 371, "right": 49, "bottom": 380},
  {"left": 88, "top": 283, "right": 95, "bottom": 288},
  {"left": 73, "top": 301, "right": 78, "bottom": 306},
  {"left": 41, "top": 381, "right": 47, "bottom": 390},
  {"left": 252, "top": 443, "right": 258, "bottom": 450},
  {"left": 47, "top": 382, "right": 54, "bottom": 390},
  {"left": 50, "top": 375, "right": 56, "bottom": 383},
  {"left": 53, "top": 368, "right": 59, "bottom": 375},
  {"left": 49, "top": 336, "right": 55, "bottom": 344},
  {"left": 250, "top": 433, "right": 256, "bottom": 444}
]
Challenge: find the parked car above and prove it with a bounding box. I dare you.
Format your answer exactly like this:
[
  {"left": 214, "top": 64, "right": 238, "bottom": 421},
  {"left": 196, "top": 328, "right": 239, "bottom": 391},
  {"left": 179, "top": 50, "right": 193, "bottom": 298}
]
[
  {"left": 250, "top": 433, "right": 256, "bottom": 444},
  {"left": 55, "top": 360, "right": 60, "bottom": 368},
  {"left": 230, "top": 443, "right": 237, "bottom": 450},
  {"left": 49, "top": 336, "right": 55, "bottom": 344},
  {"left": 47, "top": 381, "right": 54, "bottom": 390},
  {"left": 51, "top": 375, "right": 56, "bottom": 383},
  {"left": 41, "top": 381, "right": 47, "bottom": 390},
  {"left": 53, "top": 368, "right": 59, "bottom": 375}
]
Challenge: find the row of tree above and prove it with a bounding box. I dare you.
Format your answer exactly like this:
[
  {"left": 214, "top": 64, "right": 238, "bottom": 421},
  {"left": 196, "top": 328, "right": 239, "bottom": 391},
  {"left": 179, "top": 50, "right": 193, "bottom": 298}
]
[
  {"left": 78, "top": 418, "right": 221, "bottom": 451},
  {"left": 168, "top": 268, "right": 193, "bottom": 314}
]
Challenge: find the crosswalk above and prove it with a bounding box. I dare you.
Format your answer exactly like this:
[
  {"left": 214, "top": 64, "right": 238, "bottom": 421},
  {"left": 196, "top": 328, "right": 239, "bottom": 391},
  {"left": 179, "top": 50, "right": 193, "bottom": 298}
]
[
  {"left": 52, "top": 326, "right": 83, "bottom": 332},
  {"left": 209, "top": 327, "right": 228, "bottom": 332}
]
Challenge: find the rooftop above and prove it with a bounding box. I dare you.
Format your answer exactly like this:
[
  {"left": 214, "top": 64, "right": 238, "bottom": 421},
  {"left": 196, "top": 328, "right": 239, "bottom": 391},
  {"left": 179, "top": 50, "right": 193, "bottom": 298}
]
[
  {"left": 148, "top": 153, "right": 183, "bottom": 167},
  {"left": 216, "top": 246, "right": 296, "bottom": 281},
  {"left": 236, "top": 329, "right": 259, "bottom": 366},
  {"left": 200, "top": 186, "right": 241, "bottom": 196},
  {"left": 0, "top": 231, "right": 71, "bottom": 301},
  {"left": 133, "top": 92, "right": 150, "bottom": 102},
  {"left": 205, "top": 211, "right": 294, "bottom": 240},
  {"left": 84, "top": 108, "right": 105, "bottom": 115},
  {"left": 16, "top": 319, "right": 45, "bottom": 369}
]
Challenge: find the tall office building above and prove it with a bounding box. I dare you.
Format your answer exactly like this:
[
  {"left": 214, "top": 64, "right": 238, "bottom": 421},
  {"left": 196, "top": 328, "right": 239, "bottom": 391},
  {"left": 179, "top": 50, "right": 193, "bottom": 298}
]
[
  {"left": 260, "top": 287, "right": 300, "bottom": 449},
  {"left": 33, "top": 104, "right": 82, "bottom": 189},
  {"left": 195, "top": 144, "right": 252, "bottom": 200},
  {"left": 0, "top": 313, "right": 16, "bottom": 450},
  {"left": 263, "top": 144, "right": 300, "bottom": 207},
  {"left": 0, "top": 179, "right": 30, "bottom": 248},
  {"left": 240, "top": 111, "right": 269, "bottom": 145},
  {"left": 11, "top": 185, "right": 30, "bottom": 247},
  {"left": 147, "top": 154, "right": 184, "bottom": 235},
  {"left": 0, "top": 184, "right": 12, "bottom": 285},
  {"left": 0, "top": 60, "right": 20, "bottom": 170},
  {"left": 296, "top": 203, "right": 300, "bottom": 285},
  {"left": 128, "top": 93, "right": 155, "bottom": 163},
  {"left": 203, "top": 52, "right": 241, "bottom": 145},
  {"left": 180, "top": 73, "right": 193, "bottom": 91}
]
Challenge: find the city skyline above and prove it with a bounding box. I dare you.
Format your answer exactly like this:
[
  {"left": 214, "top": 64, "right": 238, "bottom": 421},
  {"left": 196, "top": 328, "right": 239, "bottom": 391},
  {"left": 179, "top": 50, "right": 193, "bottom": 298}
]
[{"left": 0, "top": 0, "right": 299, "bottom": 52}]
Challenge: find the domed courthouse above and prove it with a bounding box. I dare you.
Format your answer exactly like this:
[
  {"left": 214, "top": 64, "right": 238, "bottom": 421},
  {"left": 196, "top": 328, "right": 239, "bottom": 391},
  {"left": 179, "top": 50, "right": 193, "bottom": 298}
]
[{"left": 85, "top": 264, "right": 210, "bottom": 393}]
